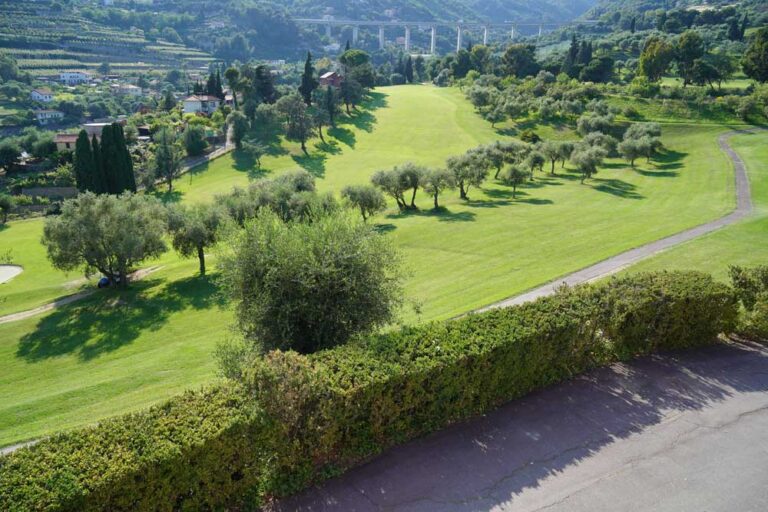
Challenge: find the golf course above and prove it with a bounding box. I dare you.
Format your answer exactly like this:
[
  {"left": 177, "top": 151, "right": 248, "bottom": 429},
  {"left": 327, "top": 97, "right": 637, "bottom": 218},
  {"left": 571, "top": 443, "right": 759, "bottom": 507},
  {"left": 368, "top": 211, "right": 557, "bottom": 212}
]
[{"left": 0, "top": 85, "right": 764, "bottom": 447}]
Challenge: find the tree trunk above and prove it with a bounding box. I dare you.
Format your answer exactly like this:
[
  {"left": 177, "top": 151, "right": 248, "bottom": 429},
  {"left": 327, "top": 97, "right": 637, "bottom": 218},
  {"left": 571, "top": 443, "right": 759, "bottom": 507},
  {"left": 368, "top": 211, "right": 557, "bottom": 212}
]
[
  {"left": 346, "top": 103, "right": 351, "bottom": 115},
  {"left": 494, "top": 167, "right": 501, "bottom": 179},
  {"left": 433, "top": 193, "right": 439, "bottom": 209},
  {"left": 551, "top": 160, "right": 556, "bottom": 174},
  {"left": 168, "top": 178, "right": 173, "bottom": 193},
  {"left": 301, "top": 140, "right": 308, "bottom": 156},
  {"left": 512, "top": 185, "right": 517, "bottom": 199},
  {"left": 318, "top": 125, "right": 326, "bottom": 143},
  {"left": 460, "top": 183, "right": 467, "bottom": 200},
  {"left": 198, "top": 246, "right": 206, "bottom": 276},
  {"left": 410, "top": 187, "right": 417, "bottom": 208}
]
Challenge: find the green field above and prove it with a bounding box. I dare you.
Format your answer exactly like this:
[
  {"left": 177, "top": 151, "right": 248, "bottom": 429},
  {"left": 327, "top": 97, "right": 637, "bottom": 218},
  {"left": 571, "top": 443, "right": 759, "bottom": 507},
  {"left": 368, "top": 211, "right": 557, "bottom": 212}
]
[
  {"left": 0, "top": 85, "right": 753, "bottom": 446},
  {"left": 621, "top": 130, "right": 768, "bottom": 280}
]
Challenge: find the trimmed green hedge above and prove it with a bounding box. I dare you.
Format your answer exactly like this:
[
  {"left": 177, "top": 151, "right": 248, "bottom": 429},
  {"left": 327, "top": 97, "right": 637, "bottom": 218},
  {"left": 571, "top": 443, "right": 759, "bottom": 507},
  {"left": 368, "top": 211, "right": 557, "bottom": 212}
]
[{"left": 0, "top": 272, "right": 737, "bottom": 510}]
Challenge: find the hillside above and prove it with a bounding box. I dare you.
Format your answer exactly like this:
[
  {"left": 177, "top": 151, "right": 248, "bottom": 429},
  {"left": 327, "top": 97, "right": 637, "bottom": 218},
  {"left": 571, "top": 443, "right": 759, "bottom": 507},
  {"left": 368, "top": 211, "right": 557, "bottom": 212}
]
[{"left": 0, "top": 2, "right": 216, "bottom": 77}]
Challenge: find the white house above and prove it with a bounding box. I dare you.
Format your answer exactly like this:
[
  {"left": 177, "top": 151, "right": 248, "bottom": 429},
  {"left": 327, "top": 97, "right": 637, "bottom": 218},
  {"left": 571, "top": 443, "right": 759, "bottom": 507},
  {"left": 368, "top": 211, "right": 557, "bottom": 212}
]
[
  {"left": 112, "top": 83, "right": 143, "bottom": 97},
  {"left": 35, "top": 110, "right": 64, "bottom": 126},
  {"left": 30, "top": 88, "right": 54, "bottom": 103},
  {"left": 59, "top": 71, "right": 91, "bottom": 85},
  {"left": 183, "top": 95, "right": 220, "bottom": 115}
]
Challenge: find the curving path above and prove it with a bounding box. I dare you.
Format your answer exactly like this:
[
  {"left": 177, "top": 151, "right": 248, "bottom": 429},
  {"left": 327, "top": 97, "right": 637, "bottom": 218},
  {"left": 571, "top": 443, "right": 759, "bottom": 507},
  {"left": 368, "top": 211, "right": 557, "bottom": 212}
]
[
  {"left": 478, "top": 128, "right": 761, "bottom": 312},
  {"left": 0, "top": 266, "right": 163, "bottom": 325}
]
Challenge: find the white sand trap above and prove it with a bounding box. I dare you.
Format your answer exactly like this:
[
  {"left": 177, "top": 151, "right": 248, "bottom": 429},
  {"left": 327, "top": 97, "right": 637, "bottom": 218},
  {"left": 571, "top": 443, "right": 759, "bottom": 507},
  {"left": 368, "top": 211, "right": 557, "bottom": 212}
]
[{"left": 0, "top": 265, "right": 22, "bottom": 284}]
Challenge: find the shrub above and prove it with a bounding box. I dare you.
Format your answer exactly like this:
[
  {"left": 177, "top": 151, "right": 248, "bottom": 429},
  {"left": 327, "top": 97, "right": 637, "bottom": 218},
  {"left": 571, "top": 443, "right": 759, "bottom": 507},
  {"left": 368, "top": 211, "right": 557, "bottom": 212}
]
[
  {"left": 0, "top": 272, "right": 737, "bottom": 510},
  {"left": 219, "top": 210, "right": 404, "bottom": 354},
  {"left": 730, "top": 265, "right": 768, "bottom": 339}
]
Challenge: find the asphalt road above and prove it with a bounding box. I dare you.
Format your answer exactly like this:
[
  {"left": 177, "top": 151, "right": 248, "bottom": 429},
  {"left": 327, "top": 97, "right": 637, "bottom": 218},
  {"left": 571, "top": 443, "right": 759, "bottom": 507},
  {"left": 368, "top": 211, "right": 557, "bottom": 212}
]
[{"left": 274, "top": 341, "right": 768, "bottom": 512}]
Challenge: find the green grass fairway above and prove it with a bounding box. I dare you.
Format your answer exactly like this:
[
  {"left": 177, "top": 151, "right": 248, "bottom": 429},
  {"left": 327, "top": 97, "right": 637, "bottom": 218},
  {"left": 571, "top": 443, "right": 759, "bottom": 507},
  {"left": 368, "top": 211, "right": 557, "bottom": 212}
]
[
  {"left": 621, "top": 130, "right": 768, "bottom": 280},
  {"left": 0, "top": 219, "right": 90, "bottom": 317},
  {"left": 0, "top": 85, "right": 749, "bottom": 446}
]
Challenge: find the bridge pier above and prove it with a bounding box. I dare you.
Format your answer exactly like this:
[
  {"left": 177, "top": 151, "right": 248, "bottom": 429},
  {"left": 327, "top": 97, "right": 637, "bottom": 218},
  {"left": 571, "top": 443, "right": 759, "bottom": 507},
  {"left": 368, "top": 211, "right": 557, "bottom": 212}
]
[
  {"left": 325, "top": 24, "right": 332, "bottom": 38},
  {"left": 456, "top": 25, "right": 463, "bottom": 53},
  {"left": 352, "top": 26, "right": 359, "bottom": 44},
  {"left": 538, "top": 24, "right": 543, "bottom": 37},
  {"left": 510, "top": 25, "right": 515, "bottom": 40},
  {"left": 379, "top": 26, "right": 385, "bottom": 50},
  {"left": 430, "top": 26, "right": 437, "bottom": 54},
  {"left": 483, "top": 26, "right": 488, "bottom": 46},
  {"left": 404, "top": 26, "right": 411, "bottom": 51}
]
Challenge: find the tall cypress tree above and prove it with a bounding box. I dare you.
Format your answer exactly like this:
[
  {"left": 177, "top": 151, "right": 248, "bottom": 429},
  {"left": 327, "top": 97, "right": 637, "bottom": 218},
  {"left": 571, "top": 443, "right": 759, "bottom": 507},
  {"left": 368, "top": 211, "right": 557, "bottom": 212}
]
[
  {"left": 73, "top": 130, "right": 94, "bottom": 192},
  {"left": 215, "top": 69, "right": 224, "bottom": 99},
  {"left": 99, "top": 125, "right": 120, "bottom": 194},
  {"left": 405, "top": 56, "right": 414, "bottom": 83},
  {"left": 91, "top": 134, "right": 107, "bottom": 194},
  {"left": 298, "top": 52, "right": 318, "bottom": 106},
  {"left": 563, "top": 36, "right": 579, "bottom": 77},
  {"left": 115, "top": 123, "right": 136, "bottom": 192}
]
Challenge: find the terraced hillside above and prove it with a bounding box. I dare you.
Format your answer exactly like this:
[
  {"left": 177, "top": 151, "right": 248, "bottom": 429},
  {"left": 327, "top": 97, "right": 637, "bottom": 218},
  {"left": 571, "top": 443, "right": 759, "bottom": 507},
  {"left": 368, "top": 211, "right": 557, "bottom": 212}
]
[{"left": 0, "top": 4, "right": 216, "bottom": 76}]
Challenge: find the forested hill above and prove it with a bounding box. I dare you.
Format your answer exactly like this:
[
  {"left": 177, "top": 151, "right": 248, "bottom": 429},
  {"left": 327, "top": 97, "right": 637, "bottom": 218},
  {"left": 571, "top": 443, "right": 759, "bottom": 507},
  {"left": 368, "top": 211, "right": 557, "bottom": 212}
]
[{"left": 586, "top": 0, "right": 768, "bottom": 28}]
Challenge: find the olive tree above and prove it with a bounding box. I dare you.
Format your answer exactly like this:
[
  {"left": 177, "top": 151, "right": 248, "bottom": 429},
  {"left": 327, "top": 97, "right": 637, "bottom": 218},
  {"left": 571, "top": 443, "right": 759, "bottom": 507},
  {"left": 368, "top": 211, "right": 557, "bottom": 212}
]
[
  {"left": 571, "top": 146, "right": 606, "bottom": 183},
  {"left": 447, "top": 152, "right": 488, "bottom": 200},
  {"left": 219, "top": 210, "right": 403, "bottom": 354},
  {"left": 500, "top": 165, "right": 527, "bottom": 198},
  {"left": 167, "top": 202, "right": 228, "bottom": 275},
  {"left": 396, "top": 162, "right": 426, "bottom": 208},
  {"left": 420, "top": 168, "right": 456, "bottom": 209},
  {"left": 42, "top": 192, "right": 168, "bottom": 287},
  {"left": 372, "top": 168, "right": 408, "bottom": 210},
  {"left": 341, "top": 184, "right": 387, "bottom": 221}
]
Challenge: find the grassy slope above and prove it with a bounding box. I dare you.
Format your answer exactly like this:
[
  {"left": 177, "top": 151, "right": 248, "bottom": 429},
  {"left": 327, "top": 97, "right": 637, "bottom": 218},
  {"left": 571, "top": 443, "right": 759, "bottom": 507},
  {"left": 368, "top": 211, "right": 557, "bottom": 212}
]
[
  {"left": 621, "top": 130, "right": 768, "bottom": 280},
  {"left": 0, "top": 85, "right": 745, "bottom": 445}
]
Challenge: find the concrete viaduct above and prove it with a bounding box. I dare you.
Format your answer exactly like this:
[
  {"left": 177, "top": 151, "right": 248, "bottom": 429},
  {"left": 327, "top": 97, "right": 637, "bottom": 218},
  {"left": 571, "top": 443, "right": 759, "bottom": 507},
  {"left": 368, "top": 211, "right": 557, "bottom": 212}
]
[{"left": 293, "top": 19, "right": 597, "bottom": 54}]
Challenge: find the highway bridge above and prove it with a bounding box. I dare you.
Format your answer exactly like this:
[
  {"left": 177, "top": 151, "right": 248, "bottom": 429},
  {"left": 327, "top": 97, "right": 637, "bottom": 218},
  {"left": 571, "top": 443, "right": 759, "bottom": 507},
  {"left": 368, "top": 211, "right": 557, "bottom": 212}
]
[{"left": 293, "top": 18, "right": 599, "bottom": 54}]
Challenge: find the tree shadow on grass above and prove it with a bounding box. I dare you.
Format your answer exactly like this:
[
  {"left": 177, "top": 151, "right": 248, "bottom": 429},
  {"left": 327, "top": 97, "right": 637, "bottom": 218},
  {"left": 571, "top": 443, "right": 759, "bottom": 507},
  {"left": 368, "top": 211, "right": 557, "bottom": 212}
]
[
  {"left": 232, "top": 151, "right": 269, "bottom": 180},
  {"left": 292, "top": 152, "right": 327, "bottom": 178},
  {"left": 636, "top": 168, "right": 679, "bottom": 178},
  {"left": 341, "top": 110, "right": 377, "bottom": 133},
  {"left": 328, "top": 127, "right": 356, "bottom": 148},
  {"left": 591, "top": 177, "right": 644, "bottom": 199},
  {"left": 387, "top": 207, "right": 477, "bottom": 223},
  {"left": 653, "top": 149, "right": 688, "bottom": 171},
  {"left": 374, "top": 223, "right": 397, "bottom": 233},
  {"left": 365, "top": 91, "right": 388, "bottom": 111},
  {"left": 16, "top": 274, "right": 227, "bottom": 363},
  {"left": 152, "top": 189, "right": 183, "bottom": 204},
  {"left": 316, "top": 139, "right": 342, "bottom": 155}
]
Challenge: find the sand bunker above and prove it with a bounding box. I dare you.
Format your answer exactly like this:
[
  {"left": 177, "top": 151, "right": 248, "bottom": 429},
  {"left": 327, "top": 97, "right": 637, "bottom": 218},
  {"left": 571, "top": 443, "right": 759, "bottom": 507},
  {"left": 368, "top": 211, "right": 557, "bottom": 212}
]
[{"left": 0, "top": 265, "right": 22, "bottom": 284}]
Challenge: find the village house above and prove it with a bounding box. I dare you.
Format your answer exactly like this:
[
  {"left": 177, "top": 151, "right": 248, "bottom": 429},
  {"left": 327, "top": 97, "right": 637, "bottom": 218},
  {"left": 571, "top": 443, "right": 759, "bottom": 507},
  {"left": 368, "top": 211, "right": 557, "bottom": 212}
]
[
  {"left": 112, "top": 83, "right": 143, "bottom": 97},
  {"left": 30, "top": 88, "right": 54, "bottom": 103},
  {"left": 59, "top": 71, "right": 91, "bottom": 85},
  {"left": 319, "top": 71, "right": 343, "bottom": 88},
  {"left": 183, "top": 95, "right": 220, "bottom": 115},
  {"left": 54, "top": 133, "right": 79, "bottom": 152},
  {"left": 35, "top": 110, "right": 64, "bottom": 126}
]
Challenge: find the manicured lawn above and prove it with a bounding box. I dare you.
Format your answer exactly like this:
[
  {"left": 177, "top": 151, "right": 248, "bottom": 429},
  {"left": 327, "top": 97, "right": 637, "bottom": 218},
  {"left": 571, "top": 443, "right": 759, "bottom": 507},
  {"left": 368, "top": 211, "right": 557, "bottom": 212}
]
[
  {"left": 0, "top": 85, "right": 749, "bottom": 446},
  {"left": 0, "top": 218, "right": 90, "bottom": 317},
  {"left": 621, "top": 130, "right": 768, "bottom": 280}
]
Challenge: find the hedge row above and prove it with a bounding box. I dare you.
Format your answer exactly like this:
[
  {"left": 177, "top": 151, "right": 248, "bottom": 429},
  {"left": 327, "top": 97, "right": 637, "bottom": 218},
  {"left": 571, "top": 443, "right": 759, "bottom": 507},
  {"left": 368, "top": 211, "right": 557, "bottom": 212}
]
[{"left": 0, "top": 271, "right": 737, "bottom": 511}]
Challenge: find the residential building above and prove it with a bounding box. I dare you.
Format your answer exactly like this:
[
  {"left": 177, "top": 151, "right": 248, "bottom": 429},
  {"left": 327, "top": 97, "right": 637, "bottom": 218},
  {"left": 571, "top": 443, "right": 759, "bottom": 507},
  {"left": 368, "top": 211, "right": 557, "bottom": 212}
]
[
  {"left": 320, "top": 71, "right": 343, "bottom": 88},
  {"left": 183, "top": 95, "right": 221, "bottom": 115},
  {"left": 114, "top": 84, "right": 143, "bottom": 97},
  {"left": 35, "top": 110, "right": 64, "bottom": 126},
  {"left": 59, "top": 71, "right": 91, "bottom": 85},
  {"left": 54, "top": 133, "right": 79, "bottom": 152},
  {"left": 30, "top": 88, "right": 54, "bottom": 103}
]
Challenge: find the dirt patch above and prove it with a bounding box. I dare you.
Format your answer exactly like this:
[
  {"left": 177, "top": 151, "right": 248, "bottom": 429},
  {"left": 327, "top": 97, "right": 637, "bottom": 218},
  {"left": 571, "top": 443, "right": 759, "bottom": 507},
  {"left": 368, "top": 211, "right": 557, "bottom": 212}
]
[{"left": 0, "top": 265, "right": 22, "bottom": 284}]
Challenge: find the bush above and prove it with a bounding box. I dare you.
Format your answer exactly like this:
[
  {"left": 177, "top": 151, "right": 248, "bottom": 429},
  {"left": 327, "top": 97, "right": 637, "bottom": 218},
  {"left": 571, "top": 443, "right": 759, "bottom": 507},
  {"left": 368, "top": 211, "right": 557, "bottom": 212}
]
[
  {"left": 0, "top": 271, "right": 737, "bottom": 510},
  {"left": 219, "top": 210, "right": 404, "bottom": 354},
  {"left": 730, "top": 265, "right": 768, "bottom": 339}
]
